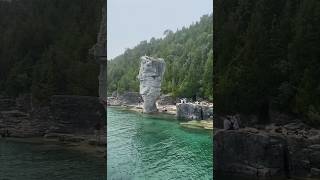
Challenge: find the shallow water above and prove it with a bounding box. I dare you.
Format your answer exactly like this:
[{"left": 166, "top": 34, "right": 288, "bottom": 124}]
[
  {"left": 0, "top": 140, "right": 106, "bottom": 180},
  {"left": 107, "top": 107, "right": 213, "bottom": 180}
]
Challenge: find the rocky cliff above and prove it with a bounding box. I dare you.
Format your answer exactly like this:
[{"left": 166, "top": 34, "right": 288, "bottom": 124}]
[
  {"left": 214, "top": 123, "right": 320, "bottom": 179},
  {"left": 0, "top": 95, "right": 50, "bottom": 137},
  {"left": 91, "top": 2, "right": 107, "bottom": 100},
  {"left": 0, "top": 95, "right": 106, "bottom": 137},
  {"left": 49, "top": 95, "right": 106, "bottom": 134},
  {"left": 137, "top": 56, "right": 165, "bottom": 113}
]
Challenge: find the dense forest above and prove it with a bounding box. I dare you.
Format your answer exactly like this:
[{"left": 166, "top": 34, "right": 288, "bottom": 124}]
[
  {"left": 107, "top": 14, "right": 213, "bottom": 101},
  {"left": 0, "top": 0, "right": 103, "bottom": 104},
  {"left": 214, "top": 0, "right": 320, "bottom": 125}
]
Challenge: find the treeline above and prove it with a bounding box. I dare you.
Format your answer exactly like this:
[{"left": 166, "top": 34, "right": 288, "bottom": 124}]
[
  {"left": 107, "top": 14, "right": 213, "bottom": 101},
  {"left": 0, "top": 0, "right": 102, "bottom": 104},
  {"left": 214, "top": 0, "right": 320, "bottom": 125}
]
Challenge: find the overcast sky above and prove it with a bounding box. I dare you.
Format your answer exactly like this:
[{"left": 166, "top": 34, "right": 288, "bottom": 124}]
[{"left": 107, "top": 0, "right": 213, "bottom": 59}]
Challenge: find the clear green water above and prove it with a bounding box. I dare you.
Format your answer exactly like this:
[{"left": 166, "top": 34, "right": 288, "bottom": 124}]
[
  {"left": 0, "top": 140, "right": 106, "bottom": 180},
  {"left": 107, "top": 107, "right": 213, "bottom": 180}
]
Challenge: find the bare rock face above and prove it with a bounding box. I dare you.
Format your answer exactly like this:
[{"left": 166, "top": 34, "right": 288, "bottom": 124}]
[
  {"left": 214, "top": 129, "right": 288, "bottom": 177},
  {"left": 137, "top": 56, "right": 165, "bottom": 113},
  {"left": 118, "top": 92, "right": 142, "bottom": 105},
  {"left": 177, "top": 103, "right": 214, "bottom": 120},
  {"left": 90, "top": 2, "right": 107, "bottom": 100},
  {"left": 215, "top": 124, "right": 320, "bottom": 179},
  {"left": 49, "top": 95, "right": 106, "bottom": 134},
  {"left": 157, "top": 94, "right": 177, "bottom": 105},
  {"left": 0, "top": 95, "right": 106, "bottom": 137}
]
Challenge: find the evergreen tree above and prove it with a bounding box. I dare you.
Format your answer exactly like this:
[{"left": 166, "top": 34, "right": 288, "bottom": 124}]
[
  {"left": 107, "top": 14, "right": 213, "bottom": 101},
  {"left": 214, "top": 0, "right": 320, "bottom": 126}
]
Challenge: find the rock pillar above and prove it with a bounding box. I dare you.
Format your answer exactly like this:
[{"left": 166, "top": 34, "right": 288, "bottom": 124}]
[{"left": 137, "top": 56, "right": 165, "bottom": 113}]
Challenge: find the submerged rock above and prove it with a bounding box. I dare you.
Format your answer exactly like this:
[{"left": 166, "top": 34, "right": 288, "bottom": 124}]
[{"left": 137, "top": 56, "right": 165, "bottom": 113}]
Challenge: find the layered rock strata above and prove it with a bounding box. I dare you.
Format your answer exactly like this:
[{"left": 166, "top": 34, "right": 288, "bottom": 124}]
[
  {"left": 214, "top": 123, "right": 320, "bottom": 179},
  {"left": 49, "top": 95, "right": 106, "bottom": 134},
  {"left": 0, "top": 95, "right": 106, "bottom": 137}
]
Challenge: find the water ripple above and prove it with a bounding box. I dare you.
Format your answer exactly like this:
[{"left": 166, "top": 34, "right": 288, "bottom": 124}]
[{"left": 107, "top": 107, "right": 213, "bottom": 180}]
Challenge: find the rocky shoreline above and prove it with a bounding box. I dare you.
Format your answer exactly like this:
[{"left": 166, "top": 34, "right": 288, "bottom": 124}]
[
  {"left": 107, "top": 92, "right": 213, "bottom": 130},
  {"left": 214, "top": 117, "right": 320, "bottom": 179},
  {"left": 1, "top": 135, "right": 106, "bottom": 158},
  {"left": 0, "top": 95, "right": 106, "bottom": 157}
]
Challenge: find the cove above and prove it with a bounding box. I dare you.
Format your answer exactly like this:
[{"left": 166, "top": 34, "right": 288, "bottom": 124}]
[
  {"left": 0, "top": 140, "right": 106, "bottom": 180},
  {"left": 107, "top": 107, "right": 213, "bottom": 180}
]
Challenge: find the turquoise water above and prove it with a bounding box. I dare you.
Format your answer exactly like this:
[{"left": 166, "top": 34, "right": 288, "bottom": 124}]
[
  {"left": 107, "top": 107, "right": 213, "bottom": 180},
  {"left": 0, "top": 140, "right": 106, "bottom": 180}
]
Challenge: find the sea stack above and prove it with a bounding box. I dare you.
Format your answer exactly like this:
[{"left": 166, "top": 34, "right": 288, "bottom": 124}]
[{"left": 138, "top": 56, "right": 165, "bottom": 113}]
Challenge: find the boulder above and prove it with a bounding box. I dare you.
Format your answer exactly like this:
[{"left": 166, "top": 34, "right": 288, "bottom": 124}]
[
  {"left": 118, "top": 92, "right": 142, "bottom": 105},
  {"left": 176, "top": 103, "right": 213, "bottom": 120},
  {"left": 214, "top": 129, "right": 288, "bottom": 177},
  {"left": 215, "top": 124, "right": 320, "bottom": 179},
  {"left": 137, "top": 56, "right": 165, "bottom": 113},
  {"left": 107, "top": 97, "right": 121, "bottom": 106},
  {"left": 157, "top": 94, "right": 177, "bottom": 105}
]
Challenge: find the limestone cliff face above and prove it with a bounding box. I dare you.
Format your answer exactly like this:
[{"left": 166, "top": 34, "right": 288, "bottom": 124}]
[
  {"left": 91, "top": 2, "right": 107, "bottom": 100},
  {"left": 93, "top": 3, "right": 106, "bottom": 58},
  {"left": 138, "top": 56, "right": 165, "bottom": 113},
  {"left": 49, "top": 95, "right": 106, "bottom": 134},
  {"left": 215, "top": 124, "right": 320, "bottom": 178},
  {"left": 0, "top": 95, "right": 105, "bottom": 137}
]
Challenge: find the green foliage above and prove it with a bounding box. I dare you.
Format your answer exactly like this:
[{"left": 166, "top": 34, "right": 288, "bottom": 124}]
[
  {"left": 107, "top": 14, "right": 213, "bottom": 101},
  {"left": 0, "top": 0, "right": 102, "bottom": 104},
  {"left": 214, "top": 0, "right": 320, "bottom": 125}
]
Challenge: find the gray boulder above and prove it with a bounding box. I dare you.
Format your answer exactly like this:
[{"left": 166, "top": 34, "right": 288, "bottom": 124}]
[
  {"left": 118, "top": 92, "right": 142, "bottom": 105},
  {"left": 214, "top": 129, "right": 288, "bottom": 177},
  {"left": 215, "top": 125, "right": 320, "bottom": 179},
  {"left": 157, "top": 94, "right": 177, "bottom": 105},
  {"left": 176, "top": 103, "right": 213, "bottom": 120}
]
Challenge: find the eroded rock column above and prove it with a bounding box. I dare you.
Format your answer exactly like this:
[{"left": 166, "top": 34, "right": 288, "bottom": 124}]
[{"left": 137, "top": 56, "right": 165, "bottom": 113}]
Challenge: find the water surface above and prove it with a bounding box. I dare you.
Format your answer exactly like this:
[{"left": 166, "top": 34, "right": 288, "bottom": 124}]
[
  {"left": 0, "top": 140, "right": 106, "bottom": 180},
  {"left": 107, "top": 107, "right": 213, "bottom": 180}
]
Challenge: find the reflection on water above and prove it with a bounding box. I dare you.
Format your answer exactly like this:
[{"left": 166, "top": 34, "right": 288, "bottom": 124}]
[
  {"left": 0, "top": 140, "right": 106, "bottom": 180},
  {"left": 107, "top": 107, "right": 213, "bottom": 180}
]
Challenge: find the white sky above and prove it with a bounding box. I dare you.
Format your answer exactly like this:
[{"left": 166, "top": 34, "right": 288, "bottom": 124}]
[{"left": 107, "top": 0, "right": 213, "bottom": 59}]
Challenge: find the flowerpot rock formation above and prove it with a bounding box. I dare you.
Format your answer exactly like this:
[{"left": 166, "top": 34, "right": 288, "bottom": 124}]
[{"left": 137, "top": 56, "right": 165, "bottom": 113}]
